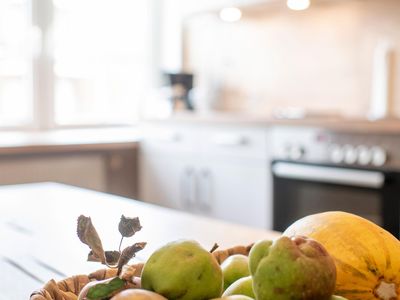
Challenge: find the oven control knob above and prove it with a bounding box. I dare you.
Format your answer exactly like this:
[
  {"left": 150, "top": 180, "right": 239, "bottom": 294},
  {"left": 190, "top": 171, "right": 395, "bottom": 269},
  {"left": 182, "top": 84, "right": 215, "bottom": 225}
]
[
  {"left": 289, "top": 145, "right": 305, "bottom": 161},
  {"left": 357, "top": 145, "right": 372, "bottom": 165},
  {"left": 330, "top": 144, "right": 344, "bottom": 163},
  {"left": 344, "top": 145, "right": 357, "bottom": 164},
  {"left": 371, "top": 146, "right": 387, "bottom": 167}
]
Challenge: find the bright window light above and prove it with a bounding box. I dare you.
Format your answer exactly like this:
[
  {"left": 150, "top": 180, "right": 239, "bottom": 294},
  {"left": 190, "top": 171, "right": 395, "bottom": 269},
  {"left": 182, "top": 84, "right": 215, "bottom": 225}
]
[
  {"left": 219, "top": 7, "right": 242, "bottom": 22},
  {"left": 287, "top": 0, "right": 310, "bottom": 11},
  {"left": 53, "top": 0, "right": 151, "bottom": 126},
  {"left": 0, "top": 0, "right": 32, "bottom": 127}
]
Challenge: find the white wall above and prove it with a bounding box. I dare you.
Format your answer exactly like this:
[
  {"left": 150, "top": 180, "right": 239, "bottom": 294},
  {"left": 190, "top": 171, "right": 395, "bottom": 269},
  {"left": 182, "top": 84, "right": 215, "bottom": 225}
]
[{"left": 183, "top": 0, "right": 400, "bottom": 118}]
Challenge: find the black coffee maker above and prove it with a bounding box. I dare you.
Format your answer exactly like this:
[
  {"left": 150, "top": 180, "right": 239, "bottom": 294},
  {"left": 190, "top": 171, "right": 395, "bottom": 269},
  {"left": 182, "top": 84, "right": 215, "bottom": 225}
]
[{"left": 165, "top": 72, "right": 194, "bottom": 111}]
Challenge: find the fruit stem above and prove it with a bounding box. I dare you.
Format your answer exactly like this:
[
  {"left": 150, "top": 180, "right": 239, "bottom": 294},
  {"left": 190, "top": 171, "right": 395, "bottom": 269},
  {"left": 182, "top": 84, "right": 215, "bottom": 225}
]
[
  {"left": 374, "top": 280, "right": 398, "bottom": 300},
  {"left": 118, "top": 236, "right": 124, "bottom": 252},
  {"left": 209, "top": 243, "right": 219, "bottom": 253}
]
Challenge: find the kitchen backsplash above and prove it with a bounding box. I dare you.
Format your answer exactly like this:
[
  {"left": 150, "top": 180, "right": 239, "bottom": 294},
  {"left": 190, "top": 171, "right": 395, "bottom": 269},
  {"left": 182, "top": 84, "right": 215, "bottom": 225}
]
[{"left": 183, "top": 0, "right": 400, "bottom": 118}]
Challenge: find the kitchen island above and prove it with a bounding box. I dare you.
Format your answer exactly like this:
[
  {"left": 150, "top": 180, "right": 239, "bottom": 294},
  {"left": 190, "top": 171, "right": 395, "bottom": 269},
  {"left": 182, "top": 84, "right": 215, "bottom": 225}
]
[{"left": 0, "top": 182, "right": 280, "bottom": 299}]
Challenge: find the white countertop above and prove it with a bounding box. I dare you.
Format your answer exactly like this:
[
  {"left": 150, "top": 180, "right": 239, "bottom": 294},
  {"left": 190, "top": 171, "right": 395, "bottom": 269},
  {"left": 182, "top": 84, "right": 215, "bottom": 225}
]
[
  {"left": 0, "top": 182, "right": 280, "bottom": 299},
  {"left": 144, "top": 112, "right": 400, "bottom": 133},
  {"left": 1, "top": 113, "right": 400, "bottom": 156}
]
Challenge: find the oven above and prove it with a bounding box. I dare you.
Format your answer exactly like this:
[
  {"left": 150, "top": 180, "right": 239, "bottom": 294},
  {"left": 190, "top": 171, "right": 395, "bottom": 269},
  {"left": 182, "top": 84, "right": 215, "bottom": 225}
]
[{"left": 272, "top": 160, "right": 400, "bottom": 237}]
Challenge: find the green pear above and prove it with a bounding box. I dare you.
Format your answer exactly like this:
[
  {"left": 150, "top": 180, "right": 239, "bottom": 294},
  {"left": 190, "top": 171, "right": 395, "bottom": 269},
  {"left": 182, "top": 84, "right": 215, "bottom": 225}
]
[
  {"left": 211, "top": 296, "right": 254, "bottom": 300},
  {"left": 141, "top": 239, "right": 223, "bottom": 300},
  {"left": 111, "top": 289, "right": 167, "bottom": 299},
  {"left": 248, "top": 240, "right": 273, "bottom": 276},
  {"left": 221, "top": 254, "right": 250, "bottom": 290},
  {"left": 250, "top": 236, "right": 336, "bottom": 300},
  {"left": 222, "top": 276, "right": 255, "bottom": 299}
]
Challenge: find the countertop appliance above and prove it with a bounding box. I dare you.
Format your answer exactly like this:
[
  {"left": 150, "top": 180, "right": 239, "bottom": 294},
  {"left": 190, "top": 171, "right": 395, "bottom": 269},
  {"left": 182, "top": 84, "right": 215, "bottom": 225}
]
[
  {"left": 270, "top": 127, "right": 400, "bottom": 237},
  {"left": 165, "top": 73, "right": 194, "bottom": 111}
]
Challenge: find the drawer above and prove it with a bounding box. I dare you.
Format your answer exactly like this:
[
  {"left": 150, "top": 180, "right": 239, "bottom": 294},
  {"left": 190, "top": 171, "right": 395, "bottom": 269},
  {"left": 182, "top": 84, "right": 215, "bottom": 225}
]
[
  {"left": 201, "top": 127, "right": 269, "bottom": 160},
  {"left": 139, "top": 123, "right": 202, "bottom": 155}
]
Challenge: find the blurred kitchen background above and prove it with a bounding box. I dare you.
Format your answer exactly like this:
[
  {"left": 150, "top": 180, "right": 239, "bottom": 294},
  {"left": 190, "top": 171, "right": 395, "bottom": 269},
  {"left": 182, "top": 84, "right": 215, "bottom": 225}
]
[{"left": 1, "top": 0, "right": 400, "bottom": 234}]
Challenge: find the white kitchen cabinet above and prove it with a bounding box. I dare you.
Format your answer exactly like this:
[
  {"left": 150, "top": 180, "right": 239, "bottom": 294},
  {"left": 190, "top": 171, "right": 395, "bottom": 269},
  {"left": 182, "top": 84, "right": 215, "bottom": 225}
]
[
  {"left": 139, "top": 122, "right": 271, "bottom": 229},
  {"left": 139, "top": 152, "right": 195, "bottom": 210},
  {"left": 195, "top": 157, "right": 269, "bottom": 228},
  {"left": 138, "top": 123, "right": 201, "bottom": 209}
]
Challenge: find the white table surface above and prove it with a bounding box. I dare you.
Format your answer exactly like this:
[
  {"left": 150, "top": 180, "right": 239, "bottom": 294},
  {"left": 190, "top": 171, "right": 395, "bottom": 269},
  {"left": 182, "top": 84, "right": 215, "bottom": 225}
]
[{"left": 0, "top": 182, "right": 280, "bottom": 299}]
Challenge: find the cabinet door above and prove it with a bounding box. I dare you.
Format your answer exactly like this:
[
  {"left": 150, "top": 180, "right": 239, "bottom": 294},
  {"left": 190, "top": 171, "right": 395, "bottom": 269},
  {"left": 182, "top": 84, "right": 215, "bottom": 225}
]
[
  {"left": 0, "top": 154, "right": 107, "bottom": 192},
  {"left": 139, "top": 151, "right": 196, "bottom": 211},
  {"left": 198, "top": 158, "right": 269, "bottom": 229}
]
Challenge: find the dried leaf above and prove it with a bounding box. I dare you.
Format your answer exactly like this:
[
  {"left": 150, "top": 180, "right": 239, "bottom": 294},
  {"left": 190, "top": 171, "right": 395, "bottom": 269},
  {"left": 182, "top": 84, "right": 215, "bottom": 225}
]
[
  {"left": 105, "top": 251, "right": 121, "bottom": 266},
  {"left": 87, "top": 250, "right": 119, "bottom": 265},
  {"left": 87, "top": 250, "right": 101, "bottom": 262},
  {"left": 117, "top": 242, "right": 146, "bottom": 275},
  {"left": 86, "top": 277, "right": 124, "bottom": 300},
  {"left": 77, "top": 215, "right": 106, "bottom": 264},
  {"left": 118, "top": 215, "right": 142, "bottom": 238}
]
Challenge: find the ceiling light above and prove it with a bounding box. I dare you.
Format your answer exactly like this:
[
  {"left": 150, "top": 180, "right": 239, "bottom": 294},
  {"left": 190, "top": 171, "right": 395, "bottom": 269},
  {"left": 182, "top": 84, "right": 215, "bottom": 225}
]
[
  {"left": 287, "top": 0, "right": 310, "bottom": 11},
  {"left": 219, "top": 7, "right": 242, "bottom": 22}
]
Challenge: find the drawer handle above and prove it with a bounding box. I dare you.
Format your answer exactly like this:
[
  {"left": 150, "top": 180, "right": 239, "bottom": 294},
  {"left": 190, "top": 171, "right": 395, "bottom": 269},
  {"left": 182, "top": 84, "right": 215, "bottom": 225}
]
[
  {"left": 157, "top": 133, "right": 181, "bottom": 143},
  {"left": 212, "top": 135, "right": 247, "bottom": 147}
]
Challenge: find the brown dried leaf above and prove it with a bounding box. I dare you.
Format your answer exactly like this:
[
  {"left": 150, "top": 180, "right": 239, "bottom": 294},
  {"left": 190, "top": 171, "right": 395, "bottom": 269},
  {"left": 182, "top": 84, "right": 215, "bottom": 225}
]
[
  {"left": 87, "top": 250, "right": 119, "bottom": 265},
  {"left": 105, "top": 250, "right": 121, "bottom": 266},
  {"left": 87, "top": 250, "right": 101, "bottom": 262},
  {"left": 118, "top": 215, "right": 142, "bottom": 238},
  {"left": 77, "top": 215, "right": 106, "bottom": 264},
  {"left": 117, "top": 242, "right": 146, "bottom": 275}
]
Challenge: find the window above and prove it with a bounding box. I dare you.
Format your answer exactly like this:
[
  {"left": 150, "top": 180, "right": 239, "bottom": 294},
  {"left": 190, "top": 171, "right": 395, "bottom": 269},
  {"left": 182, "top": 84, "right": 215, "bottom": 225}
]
[
  {"left": 0, "top": 0, "right": 32, "bottom": 127},
  {"left": 0, "top": 0, "right": 156, "bottom": 129}
]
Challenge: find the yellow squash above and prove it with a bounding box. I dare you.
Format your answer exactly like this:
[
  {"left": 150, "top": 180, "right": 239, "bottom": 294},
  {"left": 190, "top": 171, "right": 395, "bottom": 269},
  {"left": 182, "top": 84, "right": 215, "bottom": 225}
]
[{"left": 283, "top": 211, "right": 400, "bottom": 300}]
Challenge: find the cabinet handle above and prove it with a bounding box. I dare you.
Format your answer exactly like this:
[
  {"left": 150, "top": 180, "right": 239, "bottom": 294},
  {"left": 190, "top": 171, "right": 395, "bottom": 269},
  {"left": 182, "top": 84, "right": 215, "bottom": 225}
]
[
  {"left": 198, "top": 169, "right": 212, "bottom": 212},
  {"left": 212, "top": 134, "right": 247, "bottom": 147},
  {"left": 188, "top": 168, "right": 197, "bottom": 208},
  {"left": 180, "top": 167, "right": 194, "bottom": 209},
  {"left": 158, "top": 132, "right": 181, "bottom": 143}
]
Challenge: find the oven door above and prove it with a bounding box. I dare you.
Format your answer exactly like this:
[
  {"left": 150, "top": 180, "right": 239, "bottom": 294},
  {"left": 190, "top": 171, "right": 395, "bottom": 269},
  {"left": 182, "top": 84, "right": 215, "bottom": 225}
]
[{"left": 272, "top": 161, "right": 400, "bottom": 237}]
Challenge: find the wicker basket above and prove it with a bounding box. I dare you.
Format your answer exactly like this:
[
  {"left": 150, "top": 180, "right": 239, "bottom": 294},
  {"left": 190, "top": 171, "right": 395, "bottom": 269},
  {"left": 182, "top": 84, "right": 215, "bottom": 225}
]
[{"left": 30, "top": 244, "right": 253, "bottom": 300}]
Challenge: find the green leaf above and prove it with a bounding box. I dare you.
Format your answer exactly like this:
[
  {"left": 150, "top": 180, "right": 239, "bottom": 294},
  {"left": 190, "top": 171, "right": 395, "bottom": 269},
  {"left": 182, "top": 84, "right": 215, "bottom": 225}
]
[{"left": 87, "top": 277, "right": 125, "bottom": 300}]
